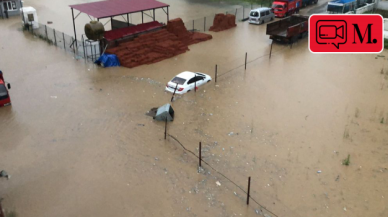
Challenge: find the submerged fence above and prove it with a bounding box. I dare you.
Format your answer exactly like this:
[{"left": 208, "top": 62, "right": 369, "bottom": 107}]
[
  {"left": 166, "top": 134, "right": 279, "bottom": 217},
  {"left": 24, "top": 23, "right": 101, "bottom": 62}
]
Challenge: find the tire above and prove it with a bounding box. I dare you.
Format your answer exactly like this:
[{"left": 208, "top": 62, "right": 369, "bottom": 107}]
[
  {"left": 207, "top": 80, "right": 211, "bottom": 83},
  {"left": 261, "top": 20, "right": 264, "bottom": 24},
  {"left": 271, "top": 17, "right": 274, "bottom": 21}
]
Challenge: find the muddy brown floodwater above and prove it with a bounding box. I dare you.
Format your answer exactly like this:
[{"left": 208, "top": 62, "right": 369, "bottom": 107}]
[{"left": 1, "top": 1, "right": 388, "bottom": 217}]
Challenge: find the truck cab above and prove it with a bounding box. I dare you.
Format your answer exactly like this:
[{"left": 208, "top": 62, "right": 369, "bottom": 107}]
[
  {"left": 0, "top": 71, "right": 11, "bottom": 107},
  {"left": 272, "top": 0, "right": 301, "bottom": 18}
]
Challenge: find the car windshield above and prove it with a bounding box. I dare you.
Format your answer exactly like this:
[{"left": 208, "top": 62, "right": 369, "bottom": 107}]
[
  {"left": 0, "top": 85, "right": 8, "bottom": 97},
  {"left": 250, "top": 11, "right": 259, "bottom": 17},
  {"left": 272, "top": 4, "right": 284, "bottom": 9},
  {"left": 171, "top": 77, "right": 186, "bottom": 85}
]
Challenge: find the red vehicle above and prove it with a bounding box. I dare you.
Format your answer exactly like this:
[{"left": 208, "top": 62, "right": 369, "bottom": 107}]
[
  {"left": 272, "top": 0, "right": 302, "bottom": 18},
  {"left": 0, "top": 71, "right": 11, "bottom": 107}
]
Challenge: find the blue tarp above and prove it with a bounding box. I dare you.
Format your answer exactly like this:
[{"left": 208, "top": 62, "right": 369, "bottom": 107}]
[{"left": 95, "top": 54, "right": 120, "bottom": 67}]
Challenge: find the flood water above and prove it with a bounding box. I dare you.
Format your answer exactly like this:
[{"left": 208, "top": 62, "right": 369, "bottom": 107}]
[{"left": 1, "top": 1, "right": 388, "bottom": 217}]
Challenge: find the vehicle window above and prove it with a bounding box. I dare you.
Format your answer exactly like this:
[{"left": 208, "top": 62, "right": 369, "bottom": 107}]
[
  {"left": 187, "top": 78, "right": 196, "bottom": 84},
  {"left": 195, "top": 75, "right": 205, "bottom": 80},
  {"left": 171, "top": 77, "right": 186, "bottom": 85},
  {"left": 198, "top": 77, "right": 204, "bottom": 81},
  {"left": 260, "top": 12, "right": 265, "bottom": 17},
  {"left": 188, "top": 76, "right": 204, "bottom": 84},
  {"left": 0, "top": 85, "right": 8, "bottom": 98},
  {"left": 250, "top": 11, "right": 259, "bottom": 17},
  {"left": 266, "top": 11, "right": 270, "bottom": 16},
  {"left": 272, "top": 4, "right": 284, "bottom": 9}
]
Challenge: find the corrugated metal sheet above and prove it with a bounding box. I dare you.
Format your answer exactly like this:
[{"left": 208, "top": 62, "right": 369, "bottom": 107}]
[{"left": 69, "top": 0, "right": 169, "bottom": 19}]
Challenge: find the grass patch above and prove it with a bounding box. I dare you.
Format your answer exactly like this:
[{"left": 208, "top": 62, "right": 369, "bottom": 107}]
[
  {"left": 381, "top": 117, "right": 384, "bottom": 124},
  {"left": 342, "top": 154, "right": 350, "bottom": 166},
  {"left": 385, "top": 39, "right": 388, "bottom": 49}
]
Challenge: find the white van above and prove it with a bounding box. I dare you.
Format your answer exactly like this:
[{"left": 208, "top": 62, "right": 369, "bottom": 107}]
[{"left": 248, "top": 8, "right": 274, "bottom": 25}]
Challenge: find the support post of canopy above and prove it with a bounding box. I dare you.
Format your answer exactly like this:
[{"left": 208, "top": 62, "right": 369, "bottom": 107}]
[
  {"left": 71, "top": 8, "right": 78, "bottom": 48},
  {"left": 167, "top": 7, "right": 169, "bottom": 22}
]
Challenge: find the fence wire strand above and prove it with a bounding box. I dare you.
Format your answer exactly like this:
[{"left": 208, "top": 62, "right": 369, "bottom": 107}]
[
  {"left": 218, "top": 45, "right": 289, "bottom": 78},
  {"left": 168, "top": 134, "right": 279, "bottom": 217}
]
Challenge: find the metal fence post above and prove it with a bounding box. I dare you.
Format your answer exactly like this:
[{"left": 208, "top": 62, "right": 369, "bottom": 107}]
[
  {"left": 247, "top": 176, "right": 251, "bottom": 205},
  {"left": 82, "top": 35, "right": 86, "bottom": 59},
  {"left": 72, "top": 37, "right": 75, "bottom": 54},
  {"left": 269, "top": 41, "right": 273, "bottom": 59},
  {"left": 215, "top": 64, "right": 218, "bottom": 83},
  {"left": 192, "top": 20, "right": 194, "bottom": 31},
  {"left": 164, "top": 118, "right": 167, "bottom": 139},
  {"left": 243, "top": 6, "right": 245, "bottom": 20},
  {"left": 63, "top": 32, "right": 66, "bottom": 51},
  {"left": 199, "top": 142, "right": 202, "bottom": 168},
  {"left": 245, "top": 52, "right": 247, "bottom": 70},
  {"left": 171, "top": 83, "right": 178, "bottom": 102},
  {"left": 204, "top": 17, "right": 206, "bottom": 32},
  {"left": 44, "top": 25, "right": 48, "bottom": 41},
  {"left": 194, "top": 74, "right": 197, "bottom": 92},
  {"left": 53, "top": 29, "right": 57, "bottom": 46}
]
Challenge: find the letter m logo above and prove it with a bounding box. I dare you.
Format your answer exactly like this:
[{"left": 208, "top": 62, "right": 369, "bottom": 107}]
[{"left": 352, "top": 24, "right": 373, "bottom": 44}]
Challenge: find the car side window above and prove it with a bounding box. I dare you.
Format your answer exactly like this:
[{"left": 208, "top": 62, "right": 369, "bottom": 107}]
[
  {"left": 197, "top": 76, "right": 205, "bottom": 81},
  {"left": 266, "top": 11, "right": 269, "bottom": 16},
  {"left": 260, "top": 12, "right": 265, "bottom": 17},
  {"left": 187, "top": 78, "right": 196, "bottom": 84}
]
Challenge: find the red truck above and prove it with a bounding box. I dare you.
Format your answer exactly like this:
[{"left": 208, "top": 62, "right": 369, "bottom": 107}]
[
  {"left": 272, "top": 0, "right": 302, "bottom": 18},
  {"left": 0, "top": 71, "right": 11, "bottom": 107}
]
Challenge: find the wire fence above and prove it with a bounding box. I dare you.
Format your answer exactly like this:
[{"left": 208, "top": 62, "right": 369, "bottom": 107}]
[
  {"left": 215, "top": 44, "right": 290, "bottom": 81},
  {"left": 24, "top": 23, "right": 101, "bottom": 62},
  {"left": 167, "top": 134, "right": 279, "bottom": 217}
]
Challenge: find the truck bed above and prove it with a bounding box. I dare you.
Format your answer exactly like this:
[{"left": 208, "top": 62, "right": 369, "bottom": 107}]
[{"left": 266, "top": 15, "right": 308, "bottom": 38}]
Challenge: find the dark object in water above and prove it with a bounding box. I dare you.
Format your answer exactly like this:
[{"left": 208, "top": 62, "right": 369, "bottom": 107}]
[
  {"left": 154, "top": 104, "right": 174, "bottom": 121},
  {"left": 0, "top": 170, "right": 10, "bottom": 179}
]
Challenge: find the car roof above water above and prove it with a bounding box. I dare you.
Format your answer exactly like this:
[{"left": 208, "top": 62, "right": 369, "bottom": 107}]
[
  {"left": 176, "top": 71, "right": 205, "bottom": 79},
  {"left": 250, "top": 7, "right": 271, "bottom": 13}
]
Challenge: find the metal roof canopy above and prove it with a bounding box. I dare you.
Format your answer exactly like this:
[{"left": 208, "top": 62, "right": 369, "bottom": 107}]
[
  {"left": 68, "top": 0, "right": 170, "bottom": 50},
  {"left": 69, "top": 0, "right": 169, "bottom": 19}
]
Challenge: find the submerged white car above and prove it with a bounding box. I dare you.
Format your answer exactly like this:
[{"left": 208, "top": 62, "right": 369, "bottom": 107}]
[{"left": 165, "top": 71, "right": 212, "bottom": 94}]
